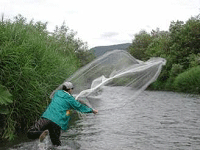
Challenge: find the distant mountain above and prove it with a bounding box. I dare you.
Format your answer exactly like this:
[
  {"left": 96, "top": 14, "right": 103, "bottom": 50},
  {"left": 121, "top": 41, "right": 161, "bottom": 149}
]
[{"left": 90, "top": 43, "right": 131, "bottom": 57}]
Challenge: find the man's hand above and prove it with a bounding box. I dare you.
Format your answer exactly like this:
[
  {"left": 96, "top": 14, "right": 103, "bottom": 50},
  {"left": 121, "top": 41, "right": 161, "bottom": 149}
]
[{"left": 92, "top": 109, "right": 98, "bottom": 114}]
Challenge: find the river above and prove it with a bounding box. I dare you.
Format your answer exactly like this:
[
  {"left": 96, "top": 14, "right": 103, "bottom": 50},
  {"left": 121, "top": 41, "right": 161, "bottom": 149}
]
[{"left": 2, "top": 86, "right": 200, "bottom": 150}]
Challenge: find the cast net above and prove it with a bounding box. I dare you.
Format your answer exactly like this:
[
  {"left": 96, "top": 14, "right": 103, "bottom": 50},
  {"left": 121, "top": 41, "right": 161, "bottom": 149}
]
[{"left": 51, "top": 50, "right": 166, "bottom": 112}]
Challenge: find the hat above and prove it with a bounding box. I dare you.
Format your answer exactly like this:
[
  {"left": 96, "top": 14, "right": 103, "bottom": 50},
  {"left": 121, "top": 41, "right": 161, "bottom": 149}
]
[{"left": 63, "top": 82, "right": 74, "bottom": 89}]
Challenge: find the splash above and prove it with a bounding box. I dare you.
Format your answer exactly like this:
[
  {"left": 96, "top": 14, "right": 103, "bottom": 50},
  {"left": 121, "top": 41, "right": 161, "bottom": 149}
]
[{"left": 52, "top": 50, "right": 166, "bottom": 110}]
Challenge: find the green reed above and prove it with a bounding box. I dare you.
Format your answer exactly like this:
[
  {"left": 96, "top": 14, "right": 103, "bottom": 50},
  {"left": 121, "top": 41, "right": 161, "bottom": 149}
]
[{"left": 0, "top": 15, "right": 81, "bottom": 140}]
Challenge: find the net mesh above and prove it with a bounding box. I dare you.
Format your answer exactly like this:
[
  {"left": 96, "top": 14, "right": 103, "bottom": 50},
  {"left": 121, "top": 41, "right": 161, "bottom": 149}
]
[{"left": 51, "top": 50, "right": 166, "bottom": 111}]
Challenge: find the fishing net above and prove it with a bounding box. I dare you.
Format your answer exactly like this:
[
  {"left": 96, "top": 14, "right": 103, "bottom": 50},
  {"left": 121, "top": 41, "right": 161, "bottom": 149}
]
[{"left": 51, "top": 50, "right": 166, "bottom": 112}]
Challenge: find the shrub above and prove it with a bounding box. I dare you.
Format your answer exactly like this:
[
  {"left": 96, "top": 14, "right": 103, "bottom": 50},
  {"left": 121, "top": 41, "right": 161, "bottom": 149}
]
[{"left": 173, "top": 66, "right": 200, "bottom": 94}]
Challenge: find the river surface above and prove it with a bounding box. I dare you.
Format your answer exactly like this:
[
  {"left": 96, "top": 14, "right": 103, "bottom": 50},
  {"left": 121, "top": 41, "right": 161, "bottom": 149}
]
[{"left": 2, "top": 86, "right": 200, "bottom": 150}]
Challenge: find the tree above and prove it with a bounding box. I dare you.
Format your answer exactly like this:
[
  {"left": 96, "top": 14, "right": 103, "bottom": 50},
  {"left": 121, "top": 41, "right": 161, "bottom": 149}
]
[{"left": 128, "top": 30, "right": 153, "bottom": 61}]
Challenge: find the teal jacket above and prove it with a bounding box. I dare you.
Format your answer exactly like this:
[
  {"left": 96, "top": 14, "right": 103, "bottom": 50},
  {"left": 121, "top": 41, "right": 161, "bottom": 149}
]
[{"left": 42, "top": 90, "right": 93, "bottom": 130}]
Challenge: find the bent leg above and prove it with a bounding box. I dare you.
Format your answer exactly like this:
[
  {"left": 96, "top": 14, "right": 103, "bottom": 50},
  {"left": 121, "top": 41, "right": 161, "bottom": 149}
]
[{"left": 27, "top": 118, "right": 50, "bottom": 139}]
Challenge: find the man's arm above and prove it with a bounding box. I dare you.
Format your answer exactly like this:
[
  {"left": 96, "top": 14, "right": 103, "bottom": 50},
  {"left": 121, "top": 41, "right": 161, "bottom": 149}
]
[{"left": 69, "top": 96, "right": 98, "bottom": 114}]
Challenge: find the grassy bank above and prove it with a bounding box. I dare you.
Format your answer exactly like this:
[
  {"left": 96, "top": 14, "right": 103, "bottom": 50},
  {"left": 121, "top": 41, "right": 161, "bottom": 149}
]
[{"left": 0, "top": 15, "right": 91, "bottom": 141}]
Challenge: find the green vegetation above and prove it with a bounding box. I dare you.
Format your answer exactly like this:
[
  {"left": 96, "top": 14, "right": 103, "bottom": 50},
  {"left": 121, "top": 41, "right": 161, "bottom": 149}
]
[
  {"left": 128, "top": 14, "right": 200, "bottom": 94},
  {"left": 173, "top": 66, "right": 200, "bottom": 94},
  {"left": 0, "top": 15, "right": 94, "bottom": 141}
]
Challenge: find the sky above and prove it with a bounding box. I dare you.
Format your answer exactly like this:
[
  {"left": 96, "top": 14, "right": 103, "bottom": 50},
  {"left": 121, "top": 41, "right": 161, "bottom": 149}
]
[{"left": 0, "top": 0, "right": 199, "bottom": 49}]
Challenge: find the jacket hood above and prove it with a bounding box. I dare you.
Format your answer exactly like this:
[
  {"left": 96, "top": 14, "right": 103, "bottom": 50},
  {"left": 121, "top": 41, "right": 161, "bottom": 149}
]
[{"left": 56, "top": 90, "right": 70, "bottom": 98}]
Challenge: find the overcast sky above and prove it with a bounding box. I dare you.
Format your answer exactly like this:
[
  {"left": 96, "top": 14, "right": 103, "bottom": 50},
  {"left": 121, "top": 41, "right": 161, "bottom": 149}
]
[{"left": 0, "top": 0, "right": 199, "bottom": 48}]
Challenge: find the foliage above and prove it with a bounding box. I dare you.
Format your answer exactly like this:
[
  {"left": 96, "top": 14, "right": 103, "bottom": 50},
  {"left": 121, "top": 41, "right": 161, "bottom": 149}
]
[
  {"left": 188, "top": 53, "right": 200, "bottom": 68},
  {"left": 146, "top": 30, "right": 170, "bottom": 58},
  {"left": 0, "top": 84, "right": 12, "bottom": 115},
  {"left": 128, "top": 14, "right": 200, "bottom": 93},
  {"left": 169, "top": 64, "right": 184, "bottom": 78},
  {"left": 128, "top": 30, "right": 153, "bottom": 61},
  {"left": 173, "top": 66, "right": 200, "bottom": 93},
  {"left": 76, "top": 49, "right": 95, "bottom": 67},
  {"left": 0, "top": 14, "right": 93, "bottom": 140},
  {"left": 51, "top": 22, "right": 95, "bottom": 66}
]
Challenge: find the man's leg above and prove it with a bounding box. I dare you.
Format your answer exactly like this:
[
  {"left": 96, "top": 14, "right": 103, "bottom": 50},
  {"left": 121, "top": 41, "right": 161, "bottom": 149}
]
[
  {"left": 27, "top": 118, "right": 50, "bottom": 140},
  {"left": 48, "top": 121, "right": 61, "bottom": 146}
]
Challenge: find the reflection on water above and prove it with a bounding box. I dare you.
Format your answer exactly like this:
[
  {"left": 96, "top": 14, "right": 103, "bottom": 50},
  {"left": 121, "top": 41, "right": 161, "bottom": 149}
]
[{"left": 3, "top": 86, "right": 200, "bottom": 150}]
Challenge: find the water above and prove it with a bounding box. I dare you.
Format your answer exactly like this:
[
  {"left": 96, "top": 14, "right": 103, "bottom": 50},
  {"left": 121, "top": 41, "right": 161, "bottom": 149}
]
[{"left": 3, "top": 86, "right": 200, "bottom": 150}]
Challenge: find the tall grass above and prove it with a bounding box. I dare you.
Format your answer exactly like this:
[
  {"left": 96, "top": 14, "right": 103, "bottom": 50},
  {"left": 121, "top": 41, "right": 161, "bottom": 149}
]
[
  {"left": 0, "top": 15, "right": 82, "bottom": 140},
  {"left": 173, "top": 66, "right": 200, "bottom": 94}
]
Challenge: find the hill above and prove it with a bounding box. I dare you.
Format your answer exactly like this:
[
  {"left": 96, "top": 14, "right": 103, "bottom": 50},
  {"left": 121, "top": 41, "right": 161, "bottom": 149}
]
[{"left": 90, "top": 43, "right": 131, "bottom": 57}]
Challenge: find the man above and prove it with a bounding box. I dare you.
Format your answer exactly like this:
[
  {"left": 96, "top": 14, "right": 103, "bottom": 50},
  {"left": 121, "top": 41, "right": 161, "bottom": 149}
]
[{"left": 27, "top": 82, "right": 98, "bottom": 146}]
